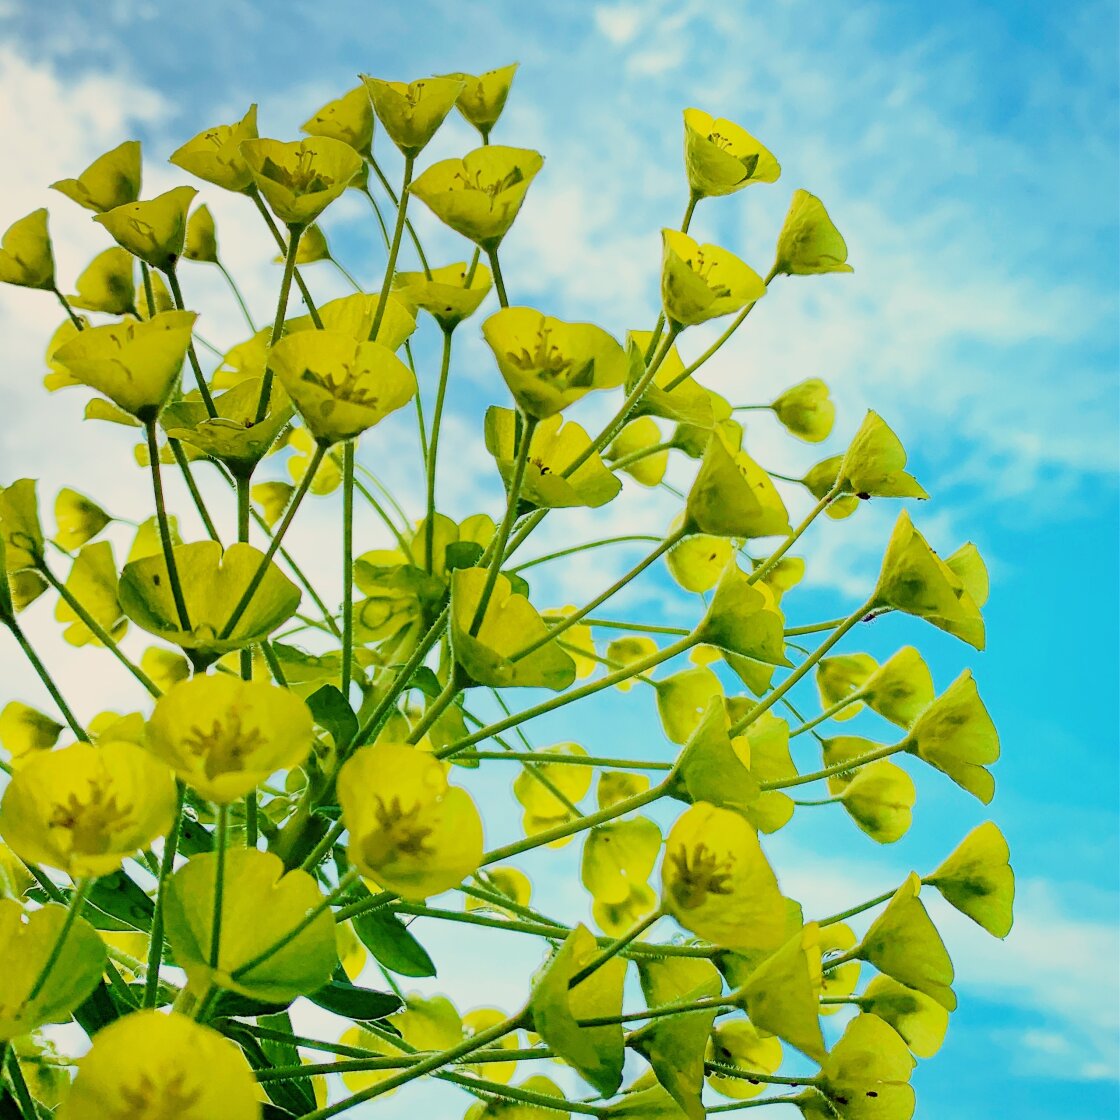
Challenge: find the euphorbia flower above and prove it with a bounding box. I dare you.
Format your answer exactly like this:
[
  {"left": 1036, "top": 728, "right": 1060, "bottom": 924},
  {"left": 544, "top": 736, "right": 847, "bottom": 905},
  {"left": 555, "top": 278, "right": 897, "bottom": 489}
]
[
  {"left": 393, "top": 261, "right": 493, "bottom": 332},
  {"left": 924, "top": 821, "right": 1014, "bottom": 937},
  {"left": 51, "top": 140, "right": 142, "bottom": 212},
  {"left": 169, "top": 104, "right": 259, "bottom": 193},
  {"left": 66, "top": 247, "right": 135, "bottom": 314},
  {"left": 183, "top": 203, "right": 219, "bottom": 263},
  {"left": 683, "top": 108, "right": 780, "bottom": 198},
  {"left": 514, "top": 741, "right": 592, "bottom": 845},
  {"left": 0, "top": 740, "right": 176, "bottom": 878},
  {"left": 706, "top": 1020, "right": 783, "bottom": 1100},
  {"left": 338, "top": 741, "right": 484, "bottom": 900},
  {"left": 661, "top": 230, "right": 766, "bottom": 328},
  {"left": 0, "top": 209, "right": 54, "bottom": 290},
  {"left": 301, "top": 85, "right": 375, "bottom": 154},
  {"left": 360, "top": 75, "right": 465, "bottom": 158},
  {"left": 0, "top": 701, "right": 62, "bottom": 765},
  {"left": 94, "top": 186, "right": 197, "bottom": 272},
  {"left": 58, "top": 1011, "right": 261, "bottom": 1120},
  {"left": 146, "top": 674, "right": 314, "bottom": 804},
  {"left": 409, "top": 146, "right": 544, "bottom": 251},
  {"left": 861, "top": 975, "right": 950, "bottom": 1059},
  {"left": 770, "top": 378, "right": 834, "bottom": 442},
  {"left": 268, "top": 329, "right": 417, "bottom": 445},
  {"left": 773, "top": 189, "right": 853, "bottom": 276},
  {"left": 838, "top": 411, "right": 928, "bottom": 499},
  {"left": 445, "top": 64, "right": 519, "bottom": 138},
  {"left": 51, "top": 310, "right": 197, "bottom": 421},
  {"left": 811, "top": 1013, "right": 917, "bottom": 1120},
  {"left": 482, "top": 307, "right": 629, "bottom": 418},
  {"left": 240, "top": 136, "right": 362, "bottom": 229}
]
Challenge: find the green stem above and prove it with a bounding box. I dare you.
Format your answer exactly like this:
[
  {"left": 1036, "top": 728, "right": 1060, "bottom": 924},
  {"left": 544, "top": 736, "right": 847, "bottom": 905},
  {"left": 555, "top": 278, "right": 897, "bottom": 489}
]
[
  {"left": 257, "top": 225, "right": 302, "bottom": 422},
  {"left": 341, "top": 441, "right": 355, "bottom": 695},
  {"left": 790, "top": 692, "right": 866, "bottom": 737},
  {"left": 609, "top": 440, "right": 676, "bottom": 472},
  {"left": 145, "top": 419, "right": 192, "bottom": 631},
  {"left": 235, "top": 476, "right": 258, "bottom": 845},
  {"left": 216, "top": 259, "right": 256, "bottom": 331},
  {"left": 27, "top": 878, "right": 93, "bottom": 1002},
  {"left": 747, "top": 483, "right": 841, "bottom": 587},
  {"left": 170, "top": 440, "right": 221, "bottom": 543},
  {"left": 364, "top": 154, "right": 430, "bottom": 275},
  {"left": 208, "top": 804, "right": 229, "bottom": 969},
  {"left": 140, "top": 261, "right": 156, "bottom": 316},
  {"left": 817, "top": 888, "right": 898, "bottom": 928},
  {"left": 511, "top": 535, "right": 663, "bottom": 573},
  {"left": 663, "top": 304, "right": 751, "bottom": 393},
  {"left": 454, "top": 750, "right": 672, "bottom": 770},
  {"left": 406, "top": 669, "right": 462, "bottom": 744},
  {"left": 7, "top": 620, "right": 87, "bottom": 742},
  {"left": 248, "top": 188, "right": 322, "bottom": 327},
  {"left": 578, "top": 991, "right": 736, "bottom": 1029},
  {"left": 551, "top": 615, "right": 690, "bottom": 637},
  {"left": 144, "top": 782, "right": 185, "bottom": 1008},
  {"left": 784, "top": 616, "right": 849, "bottom": 637},
  {"left": 369, "top": 156, "right": 414, "bottom": 341},
  {"left": 681, "top": 192, "right": 698, "bottom": 233},
  {"left": 3, "top": 1043, "right": 39, "bottom": 1120},
  {"left": 330, "top": 256, "right": 363, "bottom": 292},
  {"left": 348, "top": 468, "right": 411, "bottom": 555},
  {"left": 763, "top": 742, "right": 905, "bottom": 793},
  {"left": 486, "top": 248, "right": 509, "bottom": 307},
  {"left": 707, "top": 1097, "right": 804, "bottom": 1113},
  {"left": 360, "top": 184, "right": 392, "bottom": 248},
  {"left": 425, "top": 327, "right": 454, "bottom": 573},
  {"left": 165, "top": 266, "right": 217, "bottom": 417},
  {"left": 706, "top": 1062, "right": 818, "bottom": 1088},
  {"left": 569, "top": 909, "right": 663, "bottom": 987},
  {"left": 52, "top": 285, "right": 83, "bottom": 330},
  {"left": 821, "top": 946, "right": 863, "bottom": 972},
  {"left": 299, "top": 818, "right": 347, "bottom": 874}
]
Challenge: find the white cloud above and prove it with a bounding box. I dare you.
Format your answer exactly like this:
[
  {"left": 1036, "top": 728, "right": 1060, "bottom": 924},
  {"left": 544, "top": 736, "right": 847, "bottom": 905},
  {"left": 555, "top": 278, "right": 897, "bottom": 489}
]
[{"left": 593, "top": 4, "right": 643, "bottom": 45}]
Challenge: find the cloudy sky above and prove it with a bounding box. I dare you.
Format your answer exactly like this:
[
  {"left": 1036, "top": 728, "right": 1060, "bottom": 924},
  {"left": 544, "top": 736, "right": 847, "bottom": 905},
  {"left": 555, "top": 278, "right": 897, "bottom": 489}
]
[{"left": 0, "top": 1, "right": 1117, "bottom": 1117}]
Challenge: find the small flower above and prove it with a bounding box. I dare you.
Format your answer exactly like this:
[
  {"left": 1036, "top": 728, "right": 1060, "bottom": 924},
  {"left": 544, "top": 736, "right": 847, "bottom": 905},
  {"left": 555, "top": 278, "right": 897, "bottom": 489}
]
[
  {"left": 51, "top": 140, "right": 142, "bottom": 213},
  {"left": 360, "top": 75, "right": 465, "bottom": 158},
  {"left": 445, "top": 64, "right": 519, "bottom": 138},
  {"left": 924, "top": 821, "right": 1014, "bottom": 938},
  {"left": 683, "top": 108, "right": 780, "bottom": 199},
  {"left": 838, "top": 411, "right": 927, "bottom": 499},
  {"left": 51, "top": 310, "right": 198, "bottom": 421},
  {"left": 273, "top": 223, "right": 332, "bottom": 265},
  {"left": 838, "top": 760, "right": 916, "bottom": 843},
  {"left": 0, "top": 701, "right": 62, "bottom": 766},
  {"left": 581, "top": 817, "right": 661, "bottom": 935},
  {"left": 268, "top": 329, "right": 417, "bottom": 445},
  {"left": 706, "top": 1020, "right": 783, "bottom": 1100},
  {"left": 146, "top": 674, "right": 314, "bottom": 804},
  {"left": 661, "top": 801, "right": 786, "bottom": 951},
  {"left": 608, "top": 418, "right": 669, "bottom": 487},
  {"left": 0, "top": 209, "right": 54, "bottom": 290},
  {"left": 409, "top": 146, "right": 543, "bottom": 251},
  {"left": 53, "top": 487, "right": 111, "bottom": 551},
  {"left": 58, "top": 1010, "right": 261, "bottom": 1120},
  {"left": 339, "top": 741, "right": 484, "bottom": 900},
  {"left": 286, "top": 289, "right": 417, "bottom": 350},
  {"left": 661, "top": 229, "right": 766, "bottom": 328},
  {"left": 94, "top": 186, "right": 198, "bottom": 272},
  {"left": 813, "top": 1013, "right": 916, "bottom": 1120},
  {"left": 861, "top": 974, "right": 950, "bottom": 1059},
  {"left": 301, "top": 85, "right": 375, "bottom": 153},
  {"left": 240, "top": 136, "right": 363, "bottom": 229},
  {"left": 773, "top": 189, "right": 853, "bottom": 276},
  {"left": 860, "top": 646, "right": 935, "bottom": 728},
  {"left": 183, "top": 203, "right": 219, "bottom": 263},
  {"left": 54, "top": 541, "right": 127, "bottom": 648},
  {"left": 169, "top": 104, "right": 259, "bottom": 193},
  {"left": 67, "top": 248, "right": 135, "bottom": 314},
  {"left": 770, "top": 378, "right": 834, "bottom": 442},
  {"left": 482, "top": 307, "right": 629, "bottom": 419},
  {"left": 694, "top": 559, "right": 790, "bottom": 665},
  {"left": 0, "top": 740, "right": 176, "bottom": 878},
  {"left": 514, "top": 742, "right": 593, "bottom": 846},
  {"left": 393, "top": 261, "right": 493, "bottom": 332}
]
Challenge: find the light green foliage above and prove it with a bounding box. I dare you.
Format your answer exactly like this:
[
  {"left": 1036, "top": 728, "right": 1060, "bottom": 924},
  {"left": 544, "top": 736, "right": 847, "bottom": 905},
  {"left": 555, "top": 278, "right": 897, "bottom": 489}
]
[{"left": 0, "top": 59, "right": 1007, "bottom": 1120}]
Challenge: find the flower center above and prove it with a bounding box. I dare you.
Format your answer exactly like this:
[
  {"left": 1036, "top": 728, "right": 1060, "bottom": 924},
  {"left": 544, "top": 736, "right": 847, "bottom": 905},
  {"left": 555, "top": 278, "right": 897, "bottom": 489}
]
[
  {"left": 260, "top": 152, "right": 332, "bottom": 195},
  {"left": 115, "top": 1068, "right": 201, "bottom": 1120},
  {"left": 182, "top": 713, "right": 266, "bottom": 780},
  {"left": 300, "top": 363, "right": 380, "bottom": 407},
  {"left": 361, "top": 795, "right": 435, "bottom": 868},
  {"left": 667, "top": 841, "right": 735, "bottom": 909},
  {"left": 48, "top": 779, "right": 134, "bottom": 856},
  {"left": 505, "top": 327, "right": 595, "bottom": 388}
]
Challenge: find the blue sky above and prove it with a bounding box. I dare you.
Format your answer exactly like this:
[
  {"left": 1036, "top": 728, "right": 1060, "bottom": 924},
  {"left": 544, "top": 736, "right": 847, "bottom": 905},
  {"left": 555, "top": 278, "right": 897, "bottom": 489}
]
[{"left": 0, "top": 0, "right": 1117, "bottom": 1117}]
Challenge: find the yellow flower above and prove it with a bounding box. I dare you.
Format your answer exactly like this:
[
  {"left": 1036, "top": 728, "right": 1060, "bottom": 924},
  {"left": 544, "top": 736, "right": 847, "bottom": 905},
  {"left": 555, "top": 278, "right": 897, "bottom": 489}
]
[
  {"left": 773, "top": 189, "right": 853, "bottom": 276},
  {"left": 707, "top": 1020, "right": 783, "bottom": 1100},
  {"left": 183, "top": 203, "right": 219, "bottom": 263},
  {"left": 609, "top": 418, "right": 669, "bottom": 487},
  {"left": 146, "top": 674, "right": 314, "bottom": 804},
  {"left": 683, "top": 108, "right": 780, "bottom": 198},
  {"left": 58, "top": 1010, "right": 261, "bottom": 1120},
  {"left": 67, "top": 248, "right": 135, "bottom": 314},
  {"left": 394, "top": 261, "right": 493, "bottom": 332},
  {"left": 0, "top": 740, "right": 176, "bottom": 878},
  {"left": 0, "top": 209, "right": 55, "bottom": 290},
  {"left": 861, "top": 975, "right": 950, "bottom": 1059},
  {"left": 514, "top": 742, "right": 592, "bottom": 846},
  {"left": 139, "top": 646, "right": 190, "bottom": 693},
  {"left": 838, "top": 411, "right": 927, "bottom": 499},
  {"left": 581, "top": 817, "right": 661, "bottom": 935},
  {"left": 268, "top": 329, "right": 417, "bottom": 445},
  {"left": 482, "top": 306, "right": 629, "bottom": 419},
  {"left": 361, "top": 75, "right": 465, "bottom": 158},
  {"left": 661, "top": 802, "right": 787, "bottom": 951},
  {"left": 814, "top": 1013, "right": 916, "bottom": 1120},
  {"left": 0, "top": 701, "right": 62, "bottom": 765},
  {"left": 53, "top": 541, "right": 127, "bottom": 647},
  {"left": 924, "top": 821, "right": 1014, "bottom": 938},
  {"left": 240, "top": 137, "right": 363, "bottom": 228},
  {"left": 301, "top": 85, "right": 375, "bottom": 153},
  {"left": 169, "top": 104, "right": 259, "bottom": 193},
  {"left": 51, "top": 140, "right": 142, "bottom": 212},
  {"left": 339, "top": 741, "right": 484, "bottom": 900},
  {"left": 446, "top": 64, "right": 519, "bottom": 138},
  {"left": 93, "top": 186, "right": 197, "bottom": 272},
  {"left": 51, "top": 310, "right": 198, "bottom": 421},
  {"left": 286, "top": 289, "right": 417, "bottom": 349},
  {"left": 661, "top": 229, "right": 766, "bottom": 328},
  {"left": 770, "top": 378, "right": 834, "bottom": 443},
  {"left": 409, "top": 146, "right": 544, "bottom": 251}
]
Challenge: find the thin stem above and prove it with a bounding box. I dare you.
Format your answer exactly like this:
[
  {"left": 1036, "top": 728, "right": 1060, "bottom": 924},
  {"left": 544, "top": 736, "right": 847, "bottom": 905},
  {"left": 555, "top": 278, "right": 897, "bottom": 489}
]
[
  {"left": 486, "top": 248, "right": 509, "bottom": 307},
  {"left": 341, "top": 441, "right": 355, "bottom": 695},
  {"left": 609, "top": 440, "right": 676, "bottom": 473},
  {"left": 145, "top": 419, "right": 192, "bottom": 631},
  {"left": 548, "top": 615, "right": 690, "bottom": 637},
  {"left": 369, "top": 156, "right": 414, "bottom": 341},
  {"left": 762, "top": 742, "right": 905, "bottom": 793},
  {"left": 27, "top": 878, "right": 93, "bottom": 1001},
  {"left": 165, "top": 267, "right": 217, "bottom": 417},
  {"left": 248, "top": 188, "right": 322, "bottom": 327},
  {"left": 747, "top": 483, "right": 841, "bottom": 587},
  {"left": 821, "top": 946, "right": 863, "bottom": 972},
  {"left": 425, "top": 327, "right": 454, "bottom": 573},
  {"left": 454, "top": 750, "right": 672, "bottom": 771},
  {"left": 330, "top": 256, "right": 363, "bottom": 292},
  {"left": 3, "top": 1043, "right": 39, "bottom": 1119},
  {"left": 681, "top": 192, "right": 698, "bottom": 233},
  {"left": 364, "top": 154, "right": 430, "bottom": 275},
  {"left": 257, "top": 225, "right": 302, "bottom": 422},
  {"left": 511, "top": 535, "right": 663, "bottom": 573},
  {"left": 140, "top": 261, "right": 156, "bottom": 316},
  {"left": 406, "top": 670, "right": 462, "bottom": 744},
  {"left": 208, "top": 804, "right": 229, "bottom": 969},
  {"left": 569, "top": 909, "right": 663, "bottom": 987},
  {"left": 216, "top": 259, "right": 257, "bottom": 331},
  {"left": 578, "top": 991, "right": 737, "bottom": 1029},
  {"left": 706, "top": 1062, "right": 817, "bottom": 1088},
  {"left": 299, "top": 818, "right": 347, "bottom": 874},
  {"left": 817, "top": 887, "right": 898, "bottom": 928},
  {"left": 7, "top": 621, "right": 87, "bottom": 741},
  {"left": 784, "top": 616, "right": 849, "bottom": 637},
  {"left": 707, "top": 1097, "right": 804, "bottom": 1114},
  {"left": 144, "top": 782, "right": 185, "bottom": 1008},
  {"left": 790, "top": 692, "right": 865, "bottom": 738},
  {"left": 51, "top": 285, "right": 83, "bottom": 329},
  {"left": 170, "top": 441, "right": 221, "bottom": 543},
  {"left": 360, "top": 184, "right": 392, "bottom": 248},
  {"left": 348, "top": 469, "right": 411, "bottom": 555}
]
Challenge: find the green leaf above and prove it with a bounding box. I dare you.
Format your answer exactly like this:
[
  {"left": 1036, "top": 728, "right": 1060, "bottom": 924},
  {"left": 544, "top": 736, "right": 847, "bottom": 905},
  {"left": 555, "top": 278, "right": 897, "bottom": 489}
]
[
  {"left": 351, "top": 905, "right": 437, "bottom": 978},
  {"left": 307, "top": 684, "right": 358, "bottom": 750},
  {"left": 307, "top": 980, "right": 403, "bottom": 1022}
]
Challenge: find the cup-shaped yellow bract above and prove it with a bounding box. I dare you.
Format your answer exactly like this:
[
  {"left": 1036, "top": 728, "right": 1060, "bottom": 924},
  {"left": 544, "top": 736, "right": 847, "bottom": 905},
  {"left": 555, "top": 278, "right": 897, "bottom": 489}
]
[
  {"left": 802, "top": 454, "right": 859, "bottom": 519},
  {"left": 183, "top": 202, "right": 219, "bottom": 263},
  {"left": 839, "top": 411, "right": 927, "bottom": 499},
  {"left": 514, "top": 742, "right": 593, "bottom": 845},
  {"left": 446, "top": 64, "right": 519, "bottom": 137},
  {"left": 94, "top": 185, "right": 197, "bottom": 272},
  {"left": 662, "top": 801, "right": 786, "bottom": 952},
  {"left": 902, "top": 670, "right": 998, "bottom": 803},
  {"left": 924, "top": 822, "right": 1014, "bottom": 938},
  {"left": 815, "top": 1013, "right": 917, "bottom": 1120},
  {"left": 146, "top": 674, "right": 314, "bottom": 804},
  {"left": 707, "top": 1019, "right": 783, "bottom": 1100},
  {"left": 771, "top": 378, "right": 834, "bottom": 443},
  {"left": 0, "top": 900, "right": 106, "bottom": 1041},
  {"left": 862, "top": 646, "right": 935, "bottom": 728},
  {"left": 67, "top": 247, "right": 135, "bottom": 313},
  {"left": 268, "top": 329, "right": 417, "bottom": 445},
  {"left": 394, "top": 262, "right": 493, "bottom": 332},
  {"left": 163, "top": 379, "right": 293, "bottom": 474},
  {"left": 605, "top": 635, "right": 656, "bottom": 692},
  {"left": 818, "top": 922, "right": 861, "bottom": 1011},
  {"left": 0, "top": 740, "right": 176, "bottom": 878},
  {"left": 873, "top": 511, "right": 985, "bottom": 649},
  {"left": 170, "top": 105, "right": 259, "bottom": 192},
  {"left": 661, "top": 229, "right": 766, "bottom": 329},
  {"left": 0, "top": 478, "right": 44, "bottom": 576},
  {"left": 609, "top": 417, "right": 669, "bottom": 487},
  {"left": 51, "top": 310, "right": 197, "bottom": 421},
  {"left": 287, "top": 290, "right": 417, "bottom": 350},
  {"left": 410, "top": 146, "right": 544, "bottom": 251},
  {"left": 51, "top": 140, "right": 142, "bottom": 213},
  {"left": 485, "top": 406, "right": 621, "bottom": 510},
  {"left": 666, "top": 524, "right": 732, "bottom": 593},
  {"left": 361, "top": 75, "right": 465, "bottom": 158},
  {"left": 301, "top": 85, "right": 375, "bottom": 153},
  {"left": 450, "top": 568, "right": 576, "bottom": 690},
  {"left": 54, "top": 487, "right": 111, "bottom": 552},
  {"left": 945, "top": 541, "right": 989, "bottom": 607},
  {"left": 0, "top": 701, "right": 63, "bottom": 765},
  {"left": 54, "top": 541, "right": 126, "bottom": 647},
  {"left": 773, "top": 189, "right": 853, "bottom": 276},
  {"left": 582, "top": 818, "right": 661, "bottom": 935},
  {"left": 240, "top": 137, "right": 362, "bottom": 229},
  {"left": 119, "top": 540, "right": 301, "bottom": 658},
  {"left": 483, "top": 307, "right": 629, "bottom": 419},
  {"left": 840, "top": 760, "right": 916, "bottom": 844},
  {"left": 683, "top": 109, "right": 780, "bottom": 199},
  {"left": 0, "top": 209, "right": 54, "bottom": 290},
  {"left": 685, "top": 427, "right": 791, "bottom": 538},
  {"left": 275, "top": 222, "right": 331, "bottom": 265},
  {"left": 695, "top": 560, "right": 791, "bottom": 666},
  {"left": 862, "top": 975, "right": 950, "bottom": 1059},
  {"left": 58, "top": 1010, "right": 261, "bottom": 1120},
  {"left": 816, "top": 652, "right": 876, "bottom": 721},
  {"left": 339, "top": 742, "right": 484, "bottom": 900}
]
